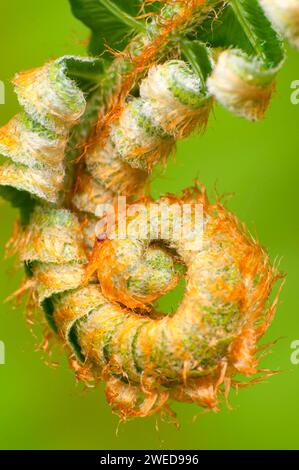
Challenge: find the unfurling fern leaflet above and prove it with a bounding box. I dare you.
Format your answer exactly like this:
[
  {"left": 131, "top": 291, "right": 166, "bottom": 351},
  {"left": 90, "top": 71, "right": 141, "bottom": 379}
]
[{"left": 0, "top": 0, "right": 295, "bottom": 419}]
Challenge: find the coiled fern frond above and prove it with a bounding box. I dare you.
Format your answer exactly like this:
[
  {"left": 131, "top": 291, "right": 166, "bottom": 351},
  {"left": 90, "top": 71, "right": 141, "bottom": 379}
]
[{"left": 1, "top": 0, "right": 296, "bottom": 420}]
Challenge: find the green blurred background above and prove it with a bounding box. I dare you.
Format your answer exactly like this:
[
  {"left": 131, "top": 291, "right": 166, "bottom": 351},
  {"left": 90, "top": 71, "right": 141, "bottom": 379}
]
[{"left": 0, "top": 0, "right": 298, "bottom": 450}]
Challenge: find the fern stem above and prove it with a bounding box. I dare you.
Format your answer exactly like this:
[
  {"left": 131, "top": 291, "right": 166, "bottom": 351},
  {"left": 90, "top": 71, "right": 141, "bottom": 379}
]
[{"left": 97, "top": 0, "right": 146, "bottom": 33}]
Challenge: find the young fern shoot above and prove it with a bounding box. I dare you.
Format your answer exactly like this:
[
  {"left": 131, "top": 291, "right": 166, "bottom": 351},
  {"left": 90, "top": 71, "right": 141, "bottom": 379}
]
[{"left": 0, "top": 0, "right": 295, "bottom": 419}]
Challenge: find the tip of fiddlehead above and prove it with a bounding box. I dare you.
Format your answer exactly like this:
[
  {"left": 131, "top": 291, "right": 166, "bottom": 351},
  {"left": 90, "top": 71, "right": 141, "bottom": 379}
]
[
  {"left": 207, "top": 49, "right": 278, "bottom": 121},
  {"left": 12, "top": 60, "right": 86, "bottom": 133},
  {"left": 260, "top": 0, "right": 299, "bottom": 50},
  {"left": 93, "top": 238, "right": 180, "bottom": 310},
  {"left": 0, "top": 56, "right": 91, "bottom": 205},
  {"left": 140, "top": 60, "right": 212, "bottom": 137}
]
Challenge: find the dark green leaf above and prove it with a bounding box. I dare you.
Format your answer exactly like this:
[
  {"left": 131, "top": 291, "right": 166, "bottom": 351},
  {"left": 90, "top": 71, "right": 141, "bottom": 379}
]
[
  {"left": 229, "top": 0, "right": 284, "bottom": 67},
  {"left": 42, "top": 298, "right": 58, "bottom": 333},
  {"left": 0, "top": 186, "right": 35, "bottom": 225},
  {"left": 57, "top": 55, "right": 106, "bottom": 92},
  {"left": 181, "top": 39, "right": 213, "bottom": 84},
  {"left": 193, "top": 1, "right": 284, "bottom": 67},
  {"left": 69, "top": 0, "right": 144, "bottom": 57},
  {"left": 194, "top": 4, "right": 254, "bottom": 55}
]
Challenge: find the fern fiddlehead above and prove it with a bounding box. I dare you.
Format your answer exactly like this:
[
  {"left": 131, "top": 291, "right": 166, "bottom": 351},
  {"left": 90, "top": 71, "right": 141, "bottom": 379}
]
[
  {"left": 0, "top": 57, "right": 87, "bottom": 204},
  {"left": 49, "top": 189, "right": 279, "bottom": 418},
  {"left": 207, "top": 0, "right": 285, "bottom": 120},
  {"left": 0, "top": 0, "right": 295, "bottom": 420},
  {"left": 260, "top": 0, "right": 299, "bottom": 49}
]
